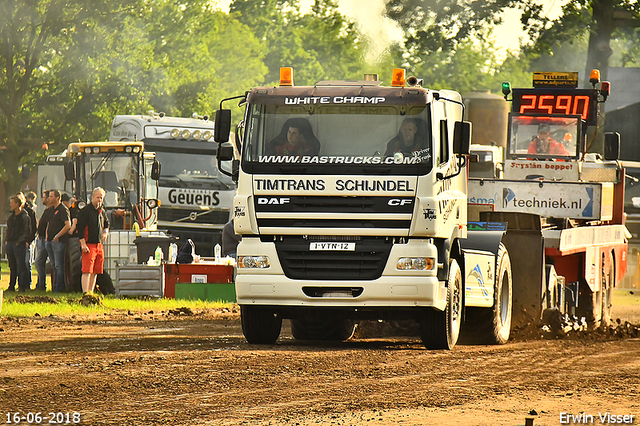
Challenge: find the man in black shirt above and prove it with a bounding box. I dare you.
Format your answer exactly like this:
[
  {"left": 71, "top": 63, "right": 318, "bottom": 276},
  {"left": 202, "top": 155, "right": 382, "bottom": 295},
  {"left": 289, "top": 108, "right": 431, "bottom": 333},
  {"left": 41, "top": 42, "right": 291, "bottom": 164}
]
[
  {"left": 61, "top": 193, "right": 78, "bottom": 237},
  {"left": 35, "top": 189, "right": 53, "bottom": 291},
  {"left": 77, "top": 187, "right": 110, "bottom": 294},
  {"left": 5, "top": 195, "right": 31, "bottom": 292},
  {"left": 17, "top": 192, "right": 37, "bottom": 290},
  {"left": 45, "top": 189, "right": 71, "bottom": 293}
]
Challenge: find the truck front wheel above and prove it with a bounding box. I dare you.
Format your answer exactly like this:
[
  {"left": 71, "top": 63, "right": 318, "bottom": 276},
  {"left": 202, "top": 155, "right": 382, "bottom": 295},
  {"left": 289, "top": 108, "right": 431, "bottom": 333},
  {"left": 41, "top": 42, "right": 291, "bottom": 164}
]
[
  {"left": 419, "top": 258, "right": 462, "bottom": 350},
  {"left": 461, "top": 243, "right": 513, "bottom": 344},
  {"left": 240, "top": 306, "right": 282, "bottom": 344}
]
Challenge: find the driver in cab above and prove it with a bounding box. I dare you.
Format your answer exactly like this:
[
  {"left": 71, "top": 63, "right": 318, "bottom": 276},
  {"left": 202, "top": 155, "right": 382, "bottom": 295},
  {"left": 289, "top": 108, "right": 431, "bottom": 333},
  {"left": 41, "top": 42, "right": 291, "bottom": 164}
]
[{"left": 528, "top": 123, "right": 570, "bottom": 156}]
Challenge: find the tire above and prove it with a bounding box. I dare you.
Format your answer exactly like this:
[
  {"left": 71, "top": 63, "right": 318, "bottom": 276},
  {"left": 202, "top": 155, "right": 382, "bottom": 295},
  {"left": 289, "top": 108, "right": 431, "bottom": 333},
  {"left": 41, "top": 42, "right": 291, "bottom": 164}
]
[
  {"left": 602, "top": 257, "right": 614, "bottom": 326},
  {"left": 64, "top": 237, "right": 83, "bottom": 293},
  {"left": 461, "top": 244, "right": 512, "bottom": 344},
  {"left": 291, "top": 317, "right": 356, "bottom": 341},
  {"left": 96, "top": 273, "right": 115, "bottom": 295},
  {"left": 577, "top": 279, "right": 602, "bottom": 330},
  {"left": 240, "top": 305, "right": 282, "bottom": 344},
  {"left": 419, "top": 258, "right": 462, "bottom": 350}
]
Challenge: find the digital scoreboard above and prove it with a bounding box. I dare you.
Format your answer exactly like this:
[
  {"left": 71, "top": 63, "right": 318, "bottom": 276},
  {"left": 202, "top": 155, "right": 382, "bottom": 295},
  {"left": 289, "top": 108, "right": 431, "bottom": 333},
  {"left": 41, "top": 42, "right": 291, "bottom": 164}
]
[{"left": 511, "top": 88, "right": 599, "bottom": 126}]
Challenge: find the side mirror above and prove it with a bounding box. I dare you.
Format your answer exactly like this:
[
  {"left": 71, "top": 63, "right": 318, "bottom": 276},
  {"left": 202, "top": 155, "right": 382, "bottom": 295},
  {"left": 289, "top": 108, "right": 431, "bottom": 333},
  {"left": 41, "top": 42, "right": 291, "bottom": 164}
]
[
  {"left": 217, "top": 145, "right": 234, "bottom": 162},
  {"left": 214, "top": 109, "right": 232, "bottom": 143},
  {"left": 64, "top": 161, "right": 75, "bottom": 181},
  {"left": 151, "top": 160, "right": 161, "bottom": 181},
  {"left": 453, "top": 121, "right": 472, "bottom": 155},
  {"left": 604, "top": 132, "right": 620, "bottom": 161}
]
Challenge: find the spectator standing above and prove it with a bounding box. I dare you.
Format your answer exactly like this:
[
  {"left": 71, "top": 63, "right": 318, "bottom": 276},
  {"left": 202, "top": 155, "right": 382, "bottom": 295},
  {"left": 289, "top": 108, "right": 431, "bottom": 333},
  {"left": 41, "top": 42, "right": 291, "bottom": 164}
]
[
  {"left": 17, "top": 192, "right": 37, "bottom": 290},
  {"left": 77, "top": 188, "right": 110, "bottom": 294},
  {"left": 61, "top": 194, "right": 78, "bottom": 237},
  {"left": 222, "top": 218, "right": 241, "bottom": 259},
  {"left": 35, "top": 189, "right": 53, "bottom": 291},
  {"left": 46, "top": 189, "right": 71, "bottom": 293},
  {"left": 5, "top": 195, "right": 31, "bottom": 292}
]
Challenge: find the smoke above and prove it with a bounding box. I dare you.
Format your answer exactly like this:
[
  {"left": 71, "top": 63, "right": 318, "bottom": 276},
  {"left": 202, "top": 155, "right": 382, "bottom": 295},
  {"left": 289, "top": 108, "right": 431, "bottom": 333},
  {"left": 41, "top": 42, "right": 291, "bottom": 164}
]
[
  {"left": 214, "top": 0, "right": 403, "bottom": 62},
  {"left": 324, "top": 0, "right": 404, "bottom": 62}
]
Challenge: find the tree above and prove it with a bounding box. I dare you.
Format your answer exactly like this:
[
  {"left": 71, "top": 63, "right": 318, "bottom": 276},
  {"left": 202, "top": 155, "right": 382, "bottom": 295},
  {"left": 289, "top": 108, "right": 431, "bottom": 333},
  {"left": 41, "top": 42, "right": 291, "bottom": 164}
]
[
  {"left": 522, "top": 0, "right": 640, "bottom": 83},
  {"left": 230, "top": 0, "right": 366, "bottom": 85},
  {"left": 384, "top": 0, "right": 640, "bottom": 86},
  {"left": 0, "top": 0, "right": 143, "bottom": 199},
  {"left": 136, "top": 0, "right": 267, "bottom": 117}
]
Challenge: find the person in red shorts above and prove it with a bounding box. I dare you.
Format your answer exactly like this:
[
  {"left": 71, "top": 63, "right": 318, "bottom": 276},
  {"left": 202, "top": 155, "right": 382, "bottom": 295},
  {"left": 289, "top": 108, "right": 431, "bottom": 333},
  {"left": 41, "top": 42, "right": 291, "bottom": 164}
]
[{"left": 76, "top": 187, "right": 110, "bottom": 294}]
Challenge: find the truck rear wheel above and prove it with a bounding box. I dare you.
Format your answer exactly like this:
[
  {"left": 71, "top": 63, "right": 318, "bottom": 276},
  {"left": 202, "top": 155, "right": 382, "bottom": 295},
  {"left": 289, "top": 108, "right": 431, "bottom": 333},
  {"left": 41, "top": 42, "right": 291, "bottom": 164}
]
[
  {"left": 577, "top": 280, "right": 602, "bottom": 330},
  {"left": 64, "top": 237, "right": 82, "bottom": 293},
  {"left": 461, "top": 243, "right": 512, "bottom": 344},
  {"left": 419, "top": 258, "right": 462, "bottom": 350},
  {"left": 602, "top": 258, "right": 614, "bottom": 326},
  {"left": 240, "top": 305, "right": 282, "bottom": 344},
  {"left": 291, "top": 317, "right": 356, "bottom": 341}
]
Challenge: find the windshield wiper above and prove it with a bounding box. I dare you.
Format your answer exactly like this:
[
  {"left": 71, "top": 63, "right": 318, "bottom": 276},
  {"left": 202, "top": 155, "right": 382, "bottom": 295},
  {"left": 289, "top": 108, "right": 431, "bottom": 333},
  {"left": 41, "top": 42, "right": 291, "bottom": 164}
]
[{"left": 89, "top": 152, "right": 115, "bottom": 181}]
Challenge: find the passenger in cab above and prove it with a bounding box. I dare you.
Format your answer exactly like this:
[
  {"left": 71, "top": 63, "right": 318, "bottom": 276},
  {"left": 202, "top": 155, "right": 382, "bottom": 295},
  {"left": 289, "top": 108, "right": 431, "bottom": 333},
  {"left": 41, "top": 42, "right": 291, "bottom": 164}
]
[{"left": 385, "top": 118, "right": 427, "bottom": 157}]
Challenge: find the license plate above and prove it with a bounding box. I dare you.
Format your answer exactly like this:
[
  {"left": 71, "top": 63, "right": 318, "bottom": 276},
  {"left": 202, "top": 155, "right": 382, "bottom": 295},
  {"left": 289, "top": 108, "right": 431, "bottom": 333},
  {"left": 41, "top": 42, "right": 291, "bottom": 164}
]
[{"left": 309, "top": 242, "right": 356, "bottom": 251}]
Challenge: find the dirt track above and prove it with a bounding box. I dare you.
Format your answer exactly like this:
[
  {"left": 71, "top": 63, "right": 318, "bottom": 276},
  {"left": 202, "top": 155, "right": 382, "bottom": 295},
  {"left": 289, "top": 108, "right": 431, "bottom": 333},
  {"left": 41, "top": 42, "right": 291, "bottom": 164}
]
[{"left": 1, "top": 297, "right": 639, "bottom": 426}]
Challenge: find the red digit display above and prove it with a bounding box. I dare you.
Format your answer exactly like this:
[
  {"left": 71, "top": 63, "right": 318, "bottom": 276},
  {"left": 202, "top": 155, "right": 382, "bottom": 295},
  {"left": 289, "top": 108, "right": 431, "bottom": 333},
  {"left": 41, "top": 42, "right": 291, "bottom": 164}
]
[
  {"left": 572, "top": 95, "right": 590, "bottom": 118},
  {"left": 555, "top": 95, "right": 572, "bottom": 115},
  {"left": 538, "top": 95, "right": 554, "bottom": 114},
  {"left": 513, "top": 89, "right": 598, "bottom": 125},
  {"left": 519, "top": 94, "right": 536, "bottom": 113}
]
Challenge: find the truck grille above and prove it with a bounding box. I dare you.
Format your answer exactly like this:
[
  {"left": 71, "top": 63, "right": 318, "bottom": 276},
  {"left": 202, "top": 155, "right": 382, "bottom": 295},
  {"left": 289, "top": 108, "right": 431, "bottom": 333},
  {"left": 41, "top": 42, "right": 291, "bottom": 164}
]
[
  {"left": 274, "top": 237, "right": 392, "bottom": 280},
  {"left": 158, "top": 208, "right": 230, "bottom": 225},
  {"left": 255, "top": 196, "right": 413, "bottom": 232}
]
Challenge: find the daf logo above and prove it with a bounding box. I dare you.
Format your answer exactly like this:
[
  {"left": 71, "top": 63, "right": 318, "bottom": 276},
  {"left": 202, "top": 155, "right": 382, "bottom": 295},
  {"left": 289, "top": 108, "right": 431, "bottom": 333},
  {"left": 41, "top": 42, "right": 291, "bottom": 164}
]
[
  {"left": 257, "top": 197, "right": 291, "bottom": 205},
  {"left": 388, "top": 199, "right": 412, "bottom": 206}
]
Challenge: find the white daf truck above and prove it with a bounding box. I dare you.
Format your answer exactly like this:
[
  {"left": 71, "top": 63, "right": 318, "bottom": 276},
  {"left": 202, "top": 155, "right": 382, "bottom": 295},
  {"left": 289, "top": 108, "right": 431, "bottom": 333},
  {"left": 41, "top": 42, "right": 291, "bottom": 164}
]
[{"left": 214, "top": 68, "right": 513, "bottom": 349}]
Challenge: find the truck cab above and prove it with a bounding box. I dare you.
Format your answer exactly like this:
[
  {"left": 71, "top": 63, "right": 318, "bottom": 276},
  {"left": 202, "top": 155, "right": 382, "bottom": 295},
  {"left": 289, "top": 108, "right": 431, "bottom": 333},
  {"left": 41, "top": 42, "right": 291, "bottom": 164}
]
[
  {"left": 215, "top": 68, "right": 512, "bottom": 349},
  {"left": 110, "top": 113, "right": 236, "bottom": 256}
]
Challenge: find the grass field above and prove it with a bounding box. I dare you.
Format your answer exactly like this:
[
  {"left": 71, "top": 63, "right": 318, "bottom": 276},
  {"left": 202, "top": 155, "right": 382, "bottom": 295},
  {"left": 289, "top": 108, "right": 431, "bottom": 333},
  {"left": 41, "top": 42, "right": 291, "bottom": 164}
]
[
  {"left": 0, "top": 259, "right": 231, "bottom": 317},
  {"left": 2, "top": 260, "right": 639, "bottom": 320}
]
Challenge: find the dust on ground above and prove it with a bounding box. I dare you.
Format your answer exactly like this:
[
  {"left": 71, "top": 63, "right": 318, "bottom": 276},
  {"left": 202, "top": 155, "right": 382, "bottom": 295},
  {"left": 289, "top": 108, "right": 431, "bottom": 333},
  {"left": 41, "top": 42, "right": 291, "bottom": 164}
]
[{"left": 0, "top": 291, "right": 639, "bottom": 426}]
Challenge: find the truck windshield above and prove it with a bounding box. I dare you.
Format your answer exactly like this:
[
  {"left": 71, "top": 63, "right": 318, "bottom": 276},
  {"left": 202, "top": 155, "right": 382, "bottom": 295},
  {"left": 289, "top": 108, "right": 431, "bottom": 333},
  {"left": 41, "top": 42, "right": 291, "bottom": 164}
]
[
  {"left": 153, "top": 151, "right": 234, "bottom": 189},
  {"left": 242, "top": 103, "right": 433, "bottom": 175},
  {"left": 508, "top": 114, "right": 581, "bottom": 160},
  {"left": 84, "top": 155, "right": 139, "bottom": 209}
]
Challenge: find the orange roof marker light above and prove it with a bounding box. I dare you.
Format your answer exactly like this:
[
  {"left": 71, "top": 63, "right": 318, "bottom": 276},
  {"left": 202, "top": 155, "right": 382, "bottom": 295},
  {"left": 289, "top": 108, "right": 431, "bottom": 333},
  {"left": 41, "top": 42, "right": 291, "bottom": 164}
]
[
  {"left": 589, "top": 69, "right": 601, "bottom": 87},
  {"left": 280, "top": 67, "right": 294, "bottom": 87},
  {"left": 391, "top": 68, "right": 406, "bottom": 87}
]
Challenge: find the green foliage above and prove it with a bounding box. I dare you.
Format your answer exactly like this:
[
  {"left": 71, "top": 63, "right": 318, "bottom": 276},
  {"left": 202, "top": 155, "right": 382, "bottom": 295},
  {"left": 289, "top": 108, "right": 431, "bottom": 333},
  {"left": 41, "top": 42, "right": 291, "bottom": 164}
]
[
  {"left": 0, "top": 0, "right": 142, "bottom": 196},
  {"left": 230, "top": 0, "right": 366, "bottom": 85}
]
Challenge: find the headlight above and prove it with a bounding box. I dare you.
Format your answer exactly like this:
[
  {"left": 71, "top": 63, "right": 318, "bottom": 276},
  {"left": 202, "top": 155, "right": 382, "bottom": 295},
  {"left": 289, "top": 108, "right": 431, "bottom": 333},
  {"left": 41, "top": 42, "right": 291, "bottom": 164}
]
[
  {"left": 202, "top": 131, "right": 213, "bottom": 140},
  {"left": 77, "top": 201, "right": 87, "bottom": 209},
  {"left": 397, "top": 257, "right": 435, "bottom": 270},
  {"left": 180, "top": 129, "right": 191, "bottom": 139},
  {"left": 133, "top": 146, "right": 141, "bottom": 153},
  {"left": 84, "top": 147, "right": 92, "bottom": 154},
  {"left": 238, "top": 256, "right": 270, "bottom": 269},
  {"left": 92, "top": 147, "right": 100, "bottom": 154},
  {"left": 170, "top": 129, "right": 180, "bottom": 138},
  {"left": 125, "top": 146, "right": 132, "bottom": 153},
  {"left": 192, "top": 130, "right": 202, "bottom": 139}
]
